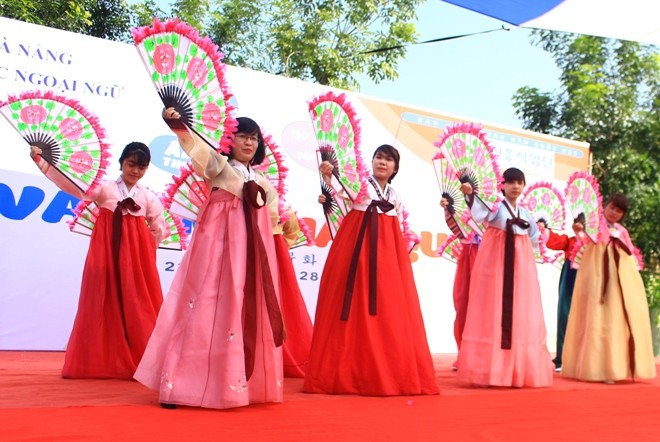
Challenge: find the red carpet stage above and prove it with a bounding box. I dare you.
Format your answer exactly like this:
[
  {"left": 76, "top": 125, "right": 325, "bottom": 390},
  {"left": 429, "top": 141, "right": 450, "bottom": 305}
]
[{"left": 1, "top": 352, "right": 659, "bottom": 441}]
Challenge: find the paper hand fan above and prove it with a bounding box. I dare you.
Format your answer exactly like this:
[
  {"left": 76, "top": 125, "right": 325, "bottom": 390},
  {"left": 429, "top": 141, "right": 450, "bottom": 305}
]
[
  {"left": 437, "top": 233, "right": 466, "bottom": 264},
  {"left": 254, "top": 132, "right": 313, "bottom": 247},
  {"left": 432, "top": 153, "right": 485, "bottom": 238},
  {"left": 521, "top": 181, "right": 567, "bottom": 231},
  {"left": 161, "top": 162, "right": 209, "bottom": 221},
  {"left": 309, "top": 91, "right": 369, "bottom": 202},
  {"left": 0, "top": 90, "right": 111, "bottom": 195},
  {"left": 132, "top": 18, "right": 236, "bottom": 153},
  {"left": 434, "top": 122, "right": 503, "bottom": 213},
  {"left": 319, "top": 180, "right": 351, "bottom": 239},
  {"left": 68, "top": 200, "right": 188, "bottom": 250},
  {"left": 537, "top": 239, "right": 564, "bottom": 265},
  {"left": 565, "top": 171, "right": 602, "bottom": 243},
  {"left": 400, "top": 207, "right": 420, "bottom": 253},
  {"left": 568, "top": 240, "right": 586, "bottom": 270}
]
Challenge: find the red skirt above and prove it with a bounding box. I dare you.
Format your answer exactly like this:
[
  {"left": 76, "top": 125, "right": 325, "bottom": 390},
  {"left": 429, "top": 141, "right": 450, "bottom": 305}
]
[
  {"left": 62, "top": 209, "right": 163, "bottom": 379},
  {"left": 274, "top": 235, "right": 313, "bottom": 378},
  {"left": 303, "top": 210, "right": 439, "bottom": 396},
  {"left": 454, "top": 242, "right": 478, "bottom": 349}
]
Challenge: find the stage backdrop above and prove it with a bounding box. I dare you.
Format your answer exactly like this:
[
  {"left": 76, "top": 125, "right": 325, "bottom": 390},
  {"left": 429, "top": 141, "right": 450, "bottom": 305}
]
[{"left": 0, "top": 17, "right": 590, "bottom": 353}]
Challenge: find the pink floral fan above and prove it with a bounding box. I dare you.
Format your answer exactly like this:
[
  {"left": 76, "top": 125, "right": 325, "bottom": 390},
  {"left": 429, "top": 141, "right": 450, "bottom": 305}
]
[
  {"left": 309, "top": 91, "right": 369, "bottom": 238},
  {"left": 161, "top": 162, "right": 209, "bottom": 221},
  {"left": 400, "top": 207, "right": 420, "bottom": 253},
  {"left": 432, "top": 152, "right": 485, "bottom": 238},
  {"left": 436, "top": 233, "right": 471, "bottom": 264},
  {"left": 0, "top": 90, "right": 111, "bottom": 196},
  {"left": 254, "top": 132, "right": 313, "bottom": 248},
  {"left": 132, "top": 18, "right": 236, "bottom": 153},
  {"left": 68, "top": 200, "right": 188, "bottom": 250},
  {"left": 521, "top": 181, "right": 566, "bottom": 231},
  {"left": 565, "top": 171, "right": 602, "bottom": 243},
  {"left": 434, "top": 122, "right": 503, "bottom": 214}
]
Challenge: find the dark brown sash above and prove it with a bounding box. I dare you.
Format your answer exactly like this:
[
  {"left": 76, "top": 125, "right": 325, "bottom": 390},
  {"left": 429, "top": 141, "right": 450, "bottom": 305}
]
[
  {"left": 501, "top": 201, "right": 530, "bottom": 350},
  {"left": 341, "top": 199, "right": 395, "bottom": 321},
  {"left": 242, "top": 180, "right": 284, "bottom": 380},
  {"left": 112, "top": 197, "right": 141, "bottom": 342},
  {"left": 602, "top": 235, "right": 636, "bottom": 378}
]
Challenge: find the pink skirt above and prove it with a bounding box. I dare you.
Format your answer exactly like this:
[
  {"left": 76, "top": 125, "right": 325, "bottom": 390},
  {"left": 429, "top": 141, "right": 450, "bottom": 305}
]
[
  {"left": 457, "top": 228, "right": 553, "bottom": 387},
  {"left": 134, "top": 189, "right": 283, "bottom": 409}
]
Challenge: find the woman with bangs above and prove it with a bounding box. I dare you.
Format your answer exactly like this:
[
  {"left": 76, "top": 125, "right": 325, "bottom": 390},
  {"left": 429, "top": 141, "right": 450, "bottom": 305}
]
[
  {"left": 457, "top": 167, "right": 553, "bottom": 388},
  {"left": 135, "top": 109, "right": 284, "bottom": 410}
]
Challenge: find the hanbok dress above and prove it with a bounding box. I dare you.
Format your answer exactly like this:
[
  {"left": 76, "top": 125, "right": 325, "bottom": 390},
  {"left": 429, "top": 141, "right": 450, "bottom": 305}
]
[
  {"left": 456, "top": 198, "right": 553, "bottom": 387},
  {"left": 134, "top": 125, "right": 284, "bottom": 409},
  {"left": 562, "top": 221, "right": 656, "bottom": 382},
  {"left": 32, "top": 156, "right": 167, "bottom": 379},
  {"left": 543, "top": 230, "right": 578, "bottom": 369},
  {"left": 453, "top": 234, "right": 480, "bottom": 351},
  {"left": 303, "top": 176, "right": 439, "bottom": 396},
  {"left": 274, "top": 212, "right": 313, "bottom": 378}
]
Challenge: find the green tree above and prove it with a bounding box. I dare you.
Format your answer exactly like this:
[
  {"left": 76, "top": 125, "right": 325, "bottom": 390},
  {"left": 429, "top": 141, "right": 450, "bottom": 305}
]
[
  {"left": 201, "top": 0, "right": 421, "bottom": 89},
  {"left": 0, "top": 0, "right": 167, "bottom": 42},
  {"left": 513, "top": 31, "right": 660, "bottom": 308}
]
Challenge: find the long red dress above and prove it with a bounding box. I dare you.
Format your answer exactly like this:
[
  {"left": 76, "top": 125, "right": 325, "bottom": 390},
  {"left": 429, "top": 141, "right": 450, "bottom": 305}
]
[
  {"left": 33, "top": 157, "right": 167, "bottom": 379},
  {"left": 303, "top": 178, "right": 439, "bottom": 396}
]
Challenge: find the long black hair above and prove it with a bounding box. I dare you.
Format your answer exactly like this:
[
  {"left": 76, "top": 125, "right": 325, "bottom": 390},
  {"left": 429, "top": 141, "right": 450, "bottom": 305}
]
[
  {"left": 231, "top": 117, "right": 266, "bottom": 165},
  {"left": 119, "top": 142, "right": 151, "bottom": 168},
  {"left": 372, "top": 144, "right": 400, "bottom": 183}
]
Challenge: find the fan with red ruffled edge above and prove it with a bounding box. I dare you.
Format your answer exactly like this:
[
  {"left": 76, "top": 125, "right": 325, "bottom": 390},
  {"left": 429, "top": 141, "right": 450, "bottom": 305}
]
[
  {"left": 68, "top": 200, "right": 188, "bottom": 250},
  {"left": 436, "top": 232, "right": 476, "bottom": 264},
  {"left": 434, "top": 122, "right": 503, "bottom": 216},
  {"left": 309, "top": 91, "right": 369, "bottom": 239},
  {"left": 432, "top": 152, "right": 485, "bottom": 238},
  {"left": 565, "top": 171, "right": 602, "bottom": 243},
  {"left": 521, "top": 181, "right": 567, "bottom": 264},
  {"left": 132, "top": 18, "right": 236, "bottom": 153},
  {"left": 400, "top": 207, "right": 420, "bottom": 253},
  {"left": 254, "top": 132, "right": 314, "bottom": 248},
  {"left": 0, "top": 90, "right": 111, "bottom": 196}
]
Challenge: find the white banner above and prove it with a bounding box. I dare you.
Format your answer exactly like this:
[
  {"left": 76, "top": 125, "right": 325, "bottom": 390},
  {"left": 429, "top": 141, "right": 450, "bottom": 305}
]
[{"left": 0, "top": 17, "right": 589, "bottom": 353}]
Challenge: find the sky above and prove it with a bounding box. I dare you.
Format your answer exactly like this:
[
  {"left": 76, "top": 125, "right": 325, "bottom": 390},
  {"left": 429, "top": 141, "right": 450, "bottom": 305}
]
[{"left": 132, "top": 0, "right": 562, "bottom": 130}]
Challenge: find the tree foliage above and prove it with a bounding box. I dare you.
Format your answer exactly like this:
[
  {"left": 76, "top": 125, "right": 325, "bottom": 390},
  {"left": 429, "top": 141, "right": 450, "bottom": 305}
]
[
  {"left": 203, "top": 0, "right": 421, "bottom": 89},
  {"left": 513, "top": 31, "right": 660, "bottom": 307},
  {"left": 0, "top": 0, "right": 167, "bottom": 42}
]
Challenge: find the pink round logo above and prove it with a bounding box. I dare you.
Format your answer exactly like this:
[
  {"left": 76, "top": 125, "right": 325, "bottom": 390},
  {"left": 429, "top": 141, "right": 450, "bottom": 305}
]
[
  {"left": 542, "top": 192, "right": 552, "bottom": 206},
  {"left": 59, "top": 118, "right": 83, "bottom": 140},
  {"left": 527, "top": 195, "right": 538, "bottom": 211},
  {"left": 338, "top": 125, "right": 350, "bottom": 149},
  {"left": 201, "top": 102, "right": 221, "bottom": 130},
  {"left": 473, "top": 146, "right": 486, "bottom": 167},
  {"left": 451, "top": 138, "right": 466, "bottom": 158},
  {"left": 69, "top": 151, "right": 93, "bottom": 174},
  {"left": 20, "top": 105, "right": 47, "bottom": 125},
  {"left": 320, "top": 109, "right": 333, "bottom": 132},
  {"left": 186, "top": 57, "right": 208, "bottom": 88},
  {"left": 153, "top": 44, "right": 176, "bottom": 74}
]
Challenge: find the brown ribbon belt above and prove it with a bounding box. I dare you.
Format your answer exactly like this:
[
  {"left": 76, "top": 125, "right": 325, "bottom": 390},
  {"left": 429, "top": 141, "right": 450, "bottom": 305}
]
[
  {"left": 501, "top": 202, "right": 529, "bottom": 350},
  {"left": 341, "top": 199, "right": 395, "bottom": 321},
  {"left": 112, "top": 197, "right": 141, "bottom": 343},
  {"left": 602, "top": 236, "right": 635, "bottom": 377},
  {"left": 241, "top": 181, "right": 284, "bottom": 380}
]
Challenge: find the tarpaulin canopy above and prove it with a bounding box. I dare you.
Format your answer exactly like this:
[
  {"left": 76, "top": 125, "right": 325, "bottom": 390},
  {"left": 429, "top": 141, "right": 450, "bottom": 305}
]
[{"left": 442, "top": 0, "right": 660, "bottom": 46}]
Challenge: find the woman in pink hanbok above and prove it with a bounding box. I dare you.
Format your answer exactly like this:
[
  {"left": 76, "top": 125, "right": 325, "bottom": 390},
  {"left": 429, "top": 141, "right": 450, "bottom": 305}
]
[
  {"left": 134, "top": 109, "right": 284, "bottom": 410},
  {"left": 457, "top": 167, "right": 553, "bottom": 387}
]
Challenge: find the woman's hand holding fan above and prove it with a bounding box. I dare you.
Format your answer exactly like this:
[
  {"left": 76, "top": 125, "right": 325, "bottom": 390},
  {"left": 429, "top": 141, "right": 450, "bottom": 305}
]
[
  {"left": 434, "top": 122, "right": 503, "bottom": 214},
  {"left": 132, "top": 18, "right": 236, "bottom": 153},
  {"left": 565, "top": 171, "right": 602, "bottom": 243},
  {"left": 0, "top": 90, "right": 111, "bottom": 196},
  {"left": 309, "top": 91, "right": 368, "bottom": 239}
]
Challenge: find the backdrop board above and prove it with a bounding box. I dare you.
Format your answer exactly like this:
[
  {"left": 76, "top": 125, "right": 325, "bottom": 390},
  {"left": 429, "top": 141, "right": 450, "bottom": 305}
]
[{"left": 0, "top": 17, "right": 590, "bottom": 352}]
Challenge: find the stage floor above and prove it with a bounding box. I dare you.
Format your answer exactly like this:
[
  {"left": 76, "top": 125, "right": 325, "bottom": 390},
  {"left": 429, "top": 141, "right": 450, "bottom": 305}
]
[{"left": 1, "top": 352, "right": 659, "bottom": 441}]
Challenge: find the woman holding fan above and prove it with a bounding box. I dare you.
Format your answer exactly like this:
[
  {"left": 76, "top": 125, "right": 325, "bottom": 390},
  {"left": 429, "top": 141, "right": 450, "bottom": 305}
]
[
  {"left": 31, "top": 142, "right": 167, "bottom": 380},
  {"left": 303, "top": 144, "right": 439, "bottom": 396},
  {"left": 457, "top": 167, "right": 553, "bottom": 388},
  {"left": 134, "top": 110, "right": 285, "bottom": 410},
  {"left": 562, "top": 193, "right": 656, "bottom": 383}
]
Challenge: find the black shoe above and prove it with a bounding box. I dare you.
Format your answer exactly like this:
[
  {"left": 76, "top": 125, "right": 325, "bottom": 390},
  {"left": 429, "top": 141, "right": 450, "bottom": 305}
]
[{"left": 160, "top": 402, "right": 177, "bottom": 409}]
